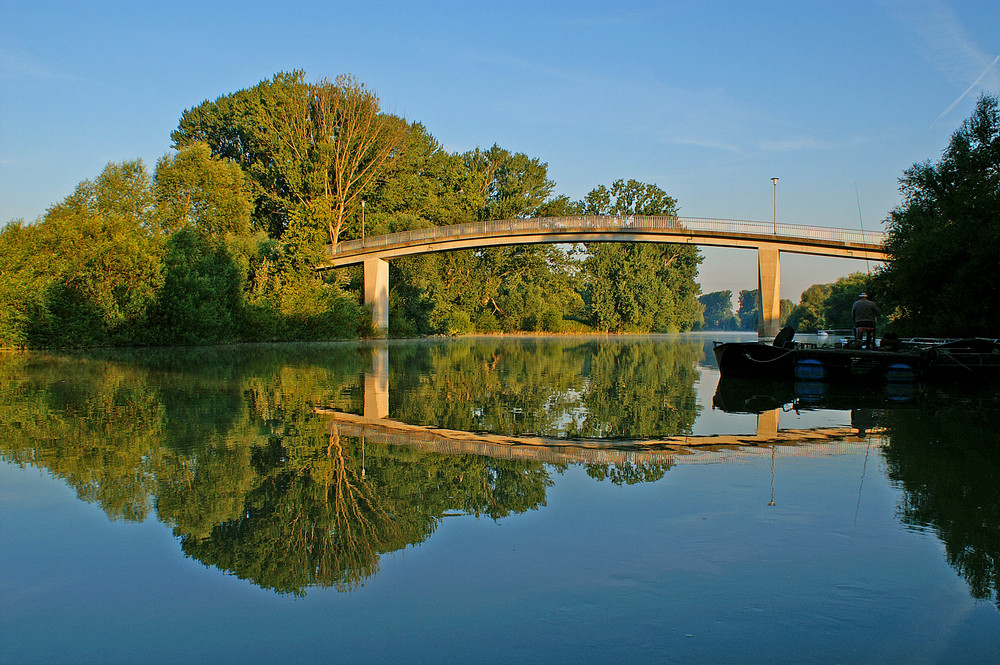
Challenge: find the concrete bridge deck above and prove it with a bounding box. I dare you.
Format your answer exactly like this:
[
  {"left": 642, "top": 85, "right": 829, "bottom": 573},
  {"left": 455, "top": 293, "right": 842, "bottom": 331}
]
[{"left": 319, "top": 215, "right": 888, "bottom": 337}]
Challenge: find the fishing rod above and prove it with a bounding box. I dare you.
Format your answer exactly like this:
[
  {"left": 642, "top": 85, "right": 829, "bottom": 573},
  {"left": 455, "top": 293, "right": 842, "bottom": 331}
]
[{"left": 855, "top": 182, "right": 872, "bottom": 276}]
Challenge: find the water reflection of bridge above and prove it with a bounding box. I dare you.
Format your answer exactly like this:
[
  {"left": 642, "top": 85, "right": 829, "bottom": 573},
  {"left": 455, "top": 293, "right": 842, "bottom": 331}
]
[
  {"left": 317, "top": 408, "right": 882, "bottom": 467},
  {"left": 320, "top": 343, "right": 882, "bottom": 466}
]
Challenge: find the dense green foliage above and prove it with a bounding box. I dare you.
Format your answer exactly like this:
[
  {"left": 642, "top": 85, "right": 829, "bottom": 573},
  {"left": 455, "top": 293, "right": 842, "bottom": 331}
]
[
  {"left": 1, "top": 71, "right": 709, "bottom": 347},
  {"left": 0, "top": 157, "right": 370, "bottom": 347},
  {"left": 580, "top": 180, "right": 703, "bottom": 332},
  {"left": 876, "top": 93, "right": 1000, "bottom": 336}
]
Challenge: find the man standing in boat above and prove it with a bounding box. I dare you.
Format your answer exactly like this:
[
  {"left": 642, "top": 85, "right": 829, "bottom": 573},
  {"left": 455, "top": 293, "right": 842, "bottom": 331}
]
[{"left": 852, "top": 292, "right": 880, "bottom": 349}]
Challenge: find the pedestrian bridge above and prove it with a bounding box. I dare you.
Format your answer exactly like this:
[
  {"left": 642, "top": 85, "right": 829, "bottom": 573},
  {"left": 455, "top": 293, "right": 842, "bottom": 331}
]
[{"left": 319, "top": 215, "right": 887, "bottom": 336}]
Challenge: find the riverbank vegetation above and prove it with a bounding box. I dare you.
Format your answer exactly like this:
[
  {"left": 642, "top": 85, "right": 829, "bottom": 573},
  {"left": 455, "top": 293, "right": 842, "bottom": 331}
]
[{"left": 0, "top": 71, "right": 704, "bottom": 349}]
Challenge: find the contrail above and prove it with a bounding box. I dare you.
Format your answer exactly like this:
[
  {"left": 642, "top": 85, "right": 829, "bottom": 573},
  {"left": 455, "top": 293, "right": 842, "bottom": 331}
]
[{"left": 936, "top": 53, "right": 1000, "bottom": 121}]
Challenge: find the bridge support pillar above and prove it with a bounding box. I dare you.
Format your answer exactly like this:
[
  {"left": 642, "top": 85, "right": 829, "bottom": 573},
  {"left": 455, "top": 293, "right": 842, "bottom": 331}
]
[
  {"left": 364, "top": 257, "right": 389, "bottom": 335},
  {"left": 757, "top": 247, "right": 781, "bottom": 339}
]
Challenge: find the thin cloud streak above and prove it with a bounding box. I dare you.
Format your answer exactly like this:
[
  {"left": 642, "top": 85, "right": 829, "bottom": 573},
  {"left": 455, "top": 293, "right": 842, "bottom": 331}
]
[
  {"left": 0, "top": 50, "right": 91, "bottom": 83},
  {"left": 936, "top": 54, "right": 1000, "bottom": 120},
  {"left": 758, "top": 136, "right": 833, "bottom": 153}
]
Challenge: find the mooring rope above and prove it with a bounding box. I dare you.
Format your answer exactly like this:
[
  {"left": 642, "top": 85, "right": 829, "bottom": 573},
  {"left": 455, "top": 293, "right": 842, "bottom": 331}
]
[{"left": 743, "top": 349, "right": 795, "bottom": 363}]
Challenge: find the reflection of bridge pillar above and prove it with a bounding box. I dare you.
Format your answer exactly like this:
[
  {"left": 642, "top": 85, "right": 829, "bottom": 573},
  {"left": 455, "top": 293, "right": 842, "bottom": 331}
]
[
  {"left": 756, "top": 409, "right": 779, "bottom": 438},
  {"left": 364, "top": 344, "right": 389, "bottom": 420},
  {"left": 757, "top": 246, "right": 781, "bottom": 338},
  {"left": 364, "top": 257, "right": 389, "bottom": 335}
]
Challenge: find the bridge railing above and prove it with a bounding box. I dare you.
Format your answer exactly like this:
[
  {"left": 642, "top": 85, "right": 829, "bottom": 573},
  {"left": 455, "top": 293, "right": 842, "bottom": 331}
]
[{"left": 332, "top": 215, "right": 886, "bottom": 254}]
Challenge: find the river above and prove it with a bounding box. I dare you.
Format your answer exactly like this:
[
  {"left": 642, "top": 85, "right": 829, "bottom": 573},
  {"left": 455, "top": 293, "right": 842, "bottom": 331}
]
[{"left": 2, "top": 334, "right": 999, "bottom": 664}]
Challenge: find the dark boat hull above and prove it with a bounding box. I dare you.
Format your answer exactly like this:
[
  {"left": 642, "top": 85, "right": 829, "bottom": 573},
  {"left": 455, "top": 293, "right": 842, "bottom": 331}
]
[
  {"left": 712, "top": 376, "right": 1000, "bottom": 414},
  {"left": 713, "top": 339, "right": 1000, "bottom": 384}
]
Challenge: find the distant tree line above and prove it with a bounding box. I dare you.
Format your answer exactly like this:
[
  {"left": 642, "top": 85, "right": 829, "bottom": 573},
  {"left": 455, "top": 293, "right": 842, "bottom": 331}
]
[
  {"left": 695, "top": 289, "right": 793, "bottom": 331},
  {"left": 0, "top": 71, "right": 705, "bottom": 348}
]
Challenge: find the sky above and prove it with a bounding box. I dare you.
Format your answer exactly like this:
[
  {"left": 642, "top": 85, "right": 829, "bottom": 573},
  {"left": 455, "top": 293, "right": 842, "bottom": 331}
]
[{"left": 2, "top": 0, "right": 998, "bottom": 301}]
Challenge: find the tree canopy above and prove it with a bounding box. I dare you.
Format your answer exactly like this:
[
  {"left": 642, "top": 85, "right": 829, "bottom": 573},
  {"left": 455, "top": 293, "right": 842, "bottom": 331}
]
[
  {"left": 580, "top": 179, "right": 703, "bottom": 332},
  {"left": 1, "top": 70, "right": 716, "bottom": 347},
  {"left": 876, "top": 93, "right": 1000, "bottom": 336},
  {"left": 172, "top": 72, "right": 409, "bottom": 244},
  {"left": 784, "top": 273, "right": 872, "bottom": 333}
]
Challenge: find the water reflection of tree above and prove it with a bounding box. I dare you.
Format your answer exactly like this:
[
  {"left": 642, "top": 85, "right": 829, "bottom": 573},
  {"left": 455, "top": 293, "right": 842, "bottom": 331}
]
[
  {"left": 585, "top": 461, "right": 673, "bottom": 485},
  {"left": 576, "top": 340, "right": 703, "bottom": 438},
  {"left": 174, "top": 421, "right": 552, "bottom": 594},
  {"left": 390, "top": 337, "right": 704, "bottom": 440},
  {"left": 0, "top": 354, "right": 164, "bottom": 521},
  {"left": 881, "top": 408, "right": 1000, "bottom": 608},
  {"left": 0, "top": 345, "right": 551, "bottom": 595},
  {"left": 179, "top": 428, "right": 430, "bottom": 594},
  {"left": 390, "top": 339, "right": 589, "bottom": 436}
]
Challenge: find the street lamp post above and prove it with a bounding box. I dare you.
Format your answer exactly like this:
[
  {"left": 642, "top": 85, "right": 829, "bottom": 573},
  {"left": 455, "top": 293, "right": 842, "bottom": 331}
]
[
  {"left": 362, "top": 199, "right": 366, "bottom": 242},
  {"left": 771, "top": 177, "right": 779, "bottom": 234}
]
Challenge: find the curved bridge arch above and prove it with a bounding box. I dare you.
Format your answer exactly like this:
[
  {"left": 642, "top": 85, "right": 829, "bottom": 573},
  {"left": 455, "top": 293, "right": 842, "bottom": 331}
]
[{"left": 319, "top": 215, "right": 887, "bottom": 336}]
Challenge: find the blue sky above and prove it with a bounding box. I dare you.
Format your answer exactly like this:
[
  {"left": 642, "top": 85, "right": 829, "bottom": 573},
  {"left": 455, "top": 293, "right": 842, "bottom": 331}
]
[{"left": 2, "top": 0, "right": 998, "bottom": 300}]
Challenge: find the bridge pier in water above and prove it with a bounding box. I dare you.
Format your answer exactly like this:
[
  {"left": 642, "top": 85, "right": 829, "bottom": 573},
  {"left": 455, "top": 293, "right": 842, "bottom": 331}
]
[
  {"left": 364, "top": 257, "right": 389, "bottom": 335},
  {"left": 757, "top": 246, "right": 781, "bottom": 339}
]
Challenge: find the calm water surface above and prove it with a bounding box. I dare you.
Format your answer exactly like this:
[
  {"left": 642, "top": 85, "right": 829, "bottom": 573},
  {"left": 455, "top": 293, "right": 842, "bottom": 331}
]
[{"left": 2, "top": 335, "right": 999, "bottom": 664}]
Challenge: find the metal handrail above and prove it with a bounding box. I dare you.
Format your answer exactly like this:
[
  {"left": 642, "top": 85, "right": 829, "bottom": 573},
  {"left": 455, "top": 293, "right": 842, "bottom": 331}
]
[{"left": 331, "top": 215, "right": 886, "bottom": 255}]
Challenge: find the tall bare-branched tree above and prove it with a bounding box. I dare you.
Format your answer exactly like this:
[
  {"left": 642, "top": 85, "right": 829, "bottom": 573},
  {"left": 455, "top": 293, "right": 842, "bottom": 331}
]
[{"left": 173, "top": 72, "right": 408, "bottom": 244}]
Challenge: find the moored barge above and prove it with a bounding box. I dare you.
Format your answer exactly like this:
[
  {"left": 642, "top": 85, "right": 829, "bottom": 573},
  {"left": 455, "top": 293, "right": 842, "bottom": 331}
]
[{"left": 713, "top": 331, "right": 1000, "bottom": 384}]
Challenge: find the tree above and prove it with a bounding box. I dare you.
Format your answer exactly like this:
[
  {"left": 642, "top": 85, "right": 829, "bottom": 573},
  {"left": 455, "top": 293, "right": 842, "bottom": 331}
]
[
  {"left": 736, "top": 289, "right": 759, "bottom": 331},
  {"left": 147, "top": 228, "right": 244, "bottom": 344},
  {"left": 172, "top": 72, "right": 409, "bottom": 244},
  {"left": 580, "top": 180, "right": 702, "bottom": 332},
  {"left": 698, "top": 290, "right": 738, "bottom": 330},
  {"left": 13, "top": 160, "right": 164, "bottom": 345},
  {"left": 154, "top": 142, "right": 252, "bottom": 238},
  {"left": 462, "top": 144, "right": 555, "bottom": 220},
  {"left": 785, "top": 283, "right": 832, "bottom": 332},
  {"left": 823, "top": 273, "right": 872, "bottom": 330},
  {"left": 877, "top": 93, "right": 1000, "bottom": 336},
  {"left": 784, "top": 273, "right": 872, "bottom": 333},
  {"left": 382, "top": 144, "right": 583, "bottom": 335},
  {"left": 319, "top": 76, "right": 410, "bottom": 244}
]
